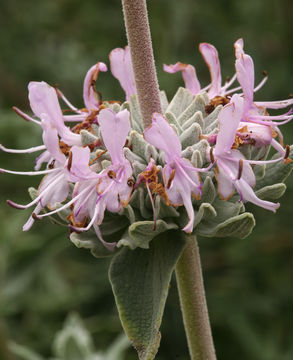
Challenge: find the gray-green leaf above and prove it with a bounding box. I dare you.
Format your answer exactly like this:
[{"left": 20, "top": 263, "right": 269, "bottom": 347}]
[{"left": 109, "top": 231, "right": 186, "bottom": 360}]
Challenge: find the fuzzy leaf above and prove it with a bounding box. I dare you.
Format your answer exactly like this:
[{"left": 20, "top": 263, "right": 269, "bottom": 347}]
[
  {"left": 160, "top": 91, "right": 169, "bottom": 113},
  {"left": 255, "top": 146, "right": 293, "bottom": 189},
  {"left": 212, "top": 198, "right": 243, "bottom": 223},
  {"left": 179, "top": 123, "right": 202, "bottom": 149},
  {"left": 191, "top": 139, "right": 209, "bottom": 160},
  {"left": 191, "top": 149, "right": 203, "bottom": 167},
  {"left": 130, "top": 131, "right": 149, "bottom": 160},
  {"left": 129, "top": 95, "right": 143, "bottom": 133},
  {"left": 255, "top": 183, "right": 286, "bottom": 201},
  {"left": 181, "top": 111, "right": 204, "bottom": 130},
  {"left": 109, "top": 231, "right": 186, "bottom": 360},
  {"left": 80, "top": 129, "right": 98, "bottom": 146},
  {"left": 177, "top": 94, "right": 206, "bottom": 125},
  {"left": 128, "top": 220, "right": 178, "bottom": 249},
  {"left": 198, "top": 212, "right": 255, "bottom": 239},
  {"left": 165, "top": 111, "right": 182, "bottom": 133},
  {"left": 199, "top": 176, "right": 216, "bottom": 204},
  {"left": 70, "top": 232, "right": 119, "bottom": 258},
  {"left": 155, "top": 197, "right": 180, "bottom": 219},
  {"left": 130, "top": 188, "right": 152, "bottom": 219},
  {"left": 194, "top": 203, "right": 217, "bottom": 228},
  {"left": 166, "top": 87, "right": 193, "bottom": 118},
  {"left": 203, "top": 105, "right": 222, "bottom": 130}
]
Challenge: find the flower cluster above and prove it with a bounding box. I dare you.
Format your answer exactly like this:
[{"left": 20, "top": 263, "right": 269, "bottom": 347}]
[{"left": 1, "top": 40, "right": 293, "bottom": 252}]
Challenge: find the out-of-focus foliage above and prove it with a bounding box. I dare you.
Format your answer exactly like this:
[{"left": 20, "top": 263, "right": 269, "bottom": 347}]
[
  {"left": 9, "top": 313, "right": 130, "bottom": 360},
  {"left": 0, "top": 0, "right": 293, "bottom": 359}
]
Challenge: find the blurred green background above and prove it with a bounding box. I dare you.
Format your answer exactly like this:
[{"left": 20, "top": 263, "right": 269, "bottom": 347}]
[{"left": 0, "top": 0, "right": 293, "bottom": 359}]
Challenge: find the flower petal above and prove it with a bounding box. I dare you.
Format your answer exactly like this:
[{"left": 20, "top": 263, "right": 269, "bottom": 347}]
[
  {"left": 255, "top": 99, "right": 293, "bottom": 109},
  {"left": 28, "top": 81, "right": 63, "bottom": 120},
  {"left": 215, "top": 162, "right": 235, "bottom": 200},
  {"left": 214, "top": 94, "right": 243, "bottom": 156},
  {"left": 41, "top": 114, "right": 66, "bottom": 164},
  {"left": 72, "top": 181, "right": 97, "bottom": 222},
  {"left": 38, "top": 172, "right": 69, "bottom": 208},
  {"left": 234, "top": 41, "right": 255, "bottom": 112},
  {"left": 234, "top": 178, "right": 280, "bottom": 212},
  {"left": 110, "top": 46, "right": 136, "bottom": 101},
  {"left": 29, "top": 81, "right": 81, "bottom": 146},
  {"left": 35, "top": 150, "right": 51, "bottom": 170},
  {"left": 144, "top": 113, "right": 182, "bottom": 163},
  {"left": 69, "top": 146, "right": 100, "bottom": 182},
  {"left": 116, "top": 162, "right": 133, "bottom": 206},
  {"left": 199, "top": 43, "right": 221, "bottom": 98},
  {"left": 238, "top": 121, "right": 273, "bottom": 147},
  {"left": 98, "top": 108, "right": 130, "bottom": 164},
  {"left": 234, "top": 38, "right": 244, "bottom": 59},
  {"left": 83, "top": 62, "right": 107, "bottom": 110},
  {"left": 164, "top": 164, "right": 196, "bottom": 233},
  {"left": 163, "top": 62, "right": 201, "bottom": 95}
]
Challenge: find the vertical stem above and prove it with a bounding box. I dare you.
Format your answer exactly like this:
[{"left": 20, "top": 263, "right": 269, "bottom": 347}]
[
  {"left": 175, "top": 235, "right": 216, "bottom": 360},
  {"left": 121, "top": 0, "right": 162, "bottom": 128}
]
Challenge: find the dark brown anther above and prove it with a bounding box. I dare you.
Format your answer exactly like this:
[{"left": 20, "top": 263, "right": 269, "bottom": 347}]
[
  {"left": 166, "top": 169, "right": 176, "bottom": 189},
  {"left": 32, "top": 213, "right": 39, "bottom": 221},
  {"left": 262, "top": 70, "right": 268, "bottom": 77},
  {"left": 237, "top": 159, "right": 244, "bottom": 180},
  {"left": 107, "top": 170, "right": 116, "bottom": 179},
  {"left": 284, "top": 145, "right": 290, "bottom": 159},
  {"left": 205, "top": 104, "right": 215, "bottom": 115},
  {"left": 127, "top": 178, "right": 135, "bottom": 187},
  {"left": 48, "top": 160, "right": 56, "bottom": 169},
  {"left": 210, "top": 148, "right": 215, "bottom": 164},
  {"left": 67, "top": 151, "right": 73, "bottom": 171},
  {"left": 210, "top": 95, "right": 230, "bottom": 107}
]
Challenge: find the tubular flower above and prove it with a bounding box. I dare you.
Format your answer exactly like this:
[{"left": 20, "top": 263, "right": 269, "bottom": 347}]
[
  {"left": 2, "top": 114, "right": 89, "bottom": 230},
  {"left": 144, "top": 113, "right": 213, "bottom": 233},
  {"left": 209, "top": 94, "right": 281, "bottom": 212},
  {"left": 1, "top": 40, "right": 293, "bottom": 253},
  {"left": 234, "top": 38, "right": 293, "bottom": 127},
  {"left": 68, "top": 109, "right": 133, "bottom": 246},
  {"left": 164, "top": 42, "right": 241, "bottom": 98},
  {"left": 110, "top": 46, "right": 136, "bottom": 100}
]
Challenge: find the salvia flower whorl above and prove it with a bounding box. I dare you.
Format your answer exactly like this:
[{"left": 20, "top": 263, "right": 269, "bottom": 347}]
[{"left": 1, "top": 38, "right": 293, "bottom": 256}]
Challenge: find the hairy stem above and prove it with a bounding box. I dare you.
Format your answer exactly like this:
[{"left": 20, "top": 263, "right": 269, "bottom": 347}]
[
  {"left": 121, "top": 0, "right": 162, "bottom": 128},
  {"left": 175, "top": 235, "right": 216, "bottom": 360}
]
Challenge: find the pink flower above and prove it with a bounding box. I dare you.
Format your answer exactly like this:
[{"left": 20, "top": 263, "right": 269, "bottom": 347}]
[
  {"left": 68, "top": 108, "right": 133, "bottom": 248},
  {"left": 144, "top": 113, "right": 211, "bottom": 233},
  {"left": 55, "top": 61, "right": 108, "bottom": 124},
  {"left": 211, "top": 94, "right": 281, "bottom": 212},
  {"left": 28, "top": 82, "right": 82, "bottom": 146},
  {"left": 164, "top": 42, "right": 239, "bottom": 98},
  {"left": 3, "top": 115, "right": 88, "bottom": 230},
  {"left": 110, "top": 46, "right": 136, "bottom": 100},
  {"left": 83, "top": 62, "right": 108, "bottom": 111},
  {"left": 16, "top": 108, "right": 133, "bottom": 249},
  {"left": 234, "top": 39, "right": 293, "bottom": 128}
]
